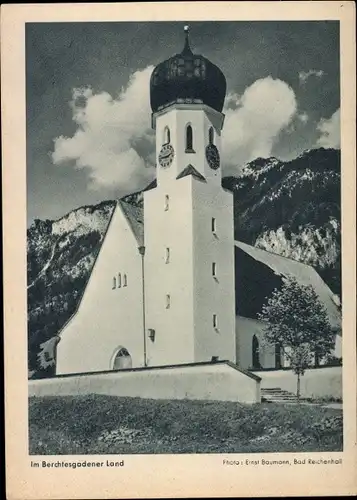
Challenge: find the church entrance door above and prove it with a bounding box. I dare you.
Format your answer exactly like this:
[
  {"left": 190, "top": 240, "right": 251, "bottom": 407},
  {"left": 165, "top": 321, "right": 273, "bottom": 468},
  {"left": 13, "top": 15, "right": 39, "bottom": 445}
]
[{"left": 112, "top": 347, "right": 132, "bottom": 370}]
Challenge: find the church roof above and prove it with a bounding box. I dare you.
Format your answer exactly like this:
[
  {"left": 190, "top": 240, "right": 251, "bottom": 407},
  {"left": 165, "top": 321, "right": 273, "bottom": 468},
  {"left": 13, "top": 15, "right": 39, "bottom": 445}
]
[
  {"left": 118, "top": 200, "right": 144, "bottom": 246},
  {"left": 234, "top": 241, "right": 341, "bottom": 331},
  {"left": 176, "top": 164, "right": 207, "bottom": 182}
]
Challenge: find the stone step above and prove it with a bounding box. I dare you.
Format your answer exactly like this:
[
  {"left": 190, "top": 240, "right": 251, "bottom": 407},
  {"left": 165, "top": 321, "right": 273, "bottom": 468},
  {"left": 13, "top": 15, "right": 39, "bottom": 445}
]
[
  {"left": 261, "top": 388, "right": 293, "bottom": 393},
  {"left": 261, "top": 389, "right": 293, "bottom": 395},
  {"left": 261, "top": 390, "right": 295, "bottom": 396},
  {"left": 261, "top": 388, "right": 294, "bottom": 393},
  {"left": 264, "top": 396, "right": 297, "bottom": 400},
  {"left": 262, "top": 394, "right": 297, "bottom": 399},
  {"left": 261, "top": 387, "right": 312, "bottom": 404}
]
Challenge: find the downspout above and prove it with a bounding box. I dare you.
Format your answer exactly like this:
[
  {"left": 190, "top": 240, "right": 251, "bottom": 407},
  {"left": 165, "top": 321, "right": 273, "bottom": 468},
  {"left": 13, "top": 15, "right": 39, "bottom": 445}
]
[{"left": 138, "top": 246, "right": 147, "bottom": 366}]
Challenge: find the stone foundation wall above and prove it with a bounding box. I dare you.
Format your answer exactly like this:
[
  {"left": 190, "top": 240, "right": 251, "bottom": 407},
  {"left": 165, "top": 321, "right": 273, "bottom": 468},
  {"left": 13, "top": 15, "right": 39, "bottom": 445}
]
[{"left": 29, "top": 361, "right": 261, "bottom": 404}]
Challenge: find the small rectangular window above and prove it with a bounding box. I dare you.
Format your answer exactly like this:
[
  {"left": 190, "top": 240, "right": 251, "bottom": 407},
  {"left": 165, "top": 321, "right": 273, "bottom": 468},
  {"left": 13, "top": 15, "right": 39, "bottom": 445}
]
[
  {"left": 211, "top": 217, "right": 216, "bottom": 233},
  {"left": 165, "top": 195, "right": 169, "bottom": 211},
  {"left": 166, "top": 294, "right": 171, "bottom": 309},
  {"left": 212, "top": 262, "right": 217, "bottom": 277},
  {"left": 118, "top": 273, "right": 121, "bottom": 288},
  {"left": 123, "top": 274, "right": 127, "bottom": 287},
  {"left": 165, "top": 247, "right": 170, "bottom": 264},
  {"left": 213, "top": 314, "right": 218, "bottom": 328},
  {"left": 112, "top": 277, "right": 116, "bottom": 290}
]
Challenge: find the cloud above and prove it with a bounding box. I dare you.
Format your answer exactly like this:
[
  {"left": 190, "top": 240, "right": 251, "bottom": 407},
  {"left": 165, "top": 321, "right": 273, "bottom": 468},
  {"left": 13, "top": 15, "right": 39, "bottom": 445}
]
[
  {"left": 52, "top": 66, "right": 156, "bottom": 193},
  {"left": 222, "top": 77, "right": 297, "bottom": 172},
  {"left": 298, "top": 69, "right": 324, "bottom": 85},
  {"left": 316, "top": 108, "right": 340, "bottom": 148},
  {"left": 53, "top": 72, "right": 300, "bottom": 187}
]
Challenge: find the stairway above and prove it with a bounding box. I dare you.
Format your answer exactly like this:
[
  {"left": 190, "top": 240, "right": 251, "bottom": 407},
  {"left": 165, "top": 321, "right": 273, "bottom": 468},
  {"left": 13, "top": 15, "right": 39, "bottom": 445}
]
[{"left": 261, "top": 387, "right": 309, "bottom": 404}]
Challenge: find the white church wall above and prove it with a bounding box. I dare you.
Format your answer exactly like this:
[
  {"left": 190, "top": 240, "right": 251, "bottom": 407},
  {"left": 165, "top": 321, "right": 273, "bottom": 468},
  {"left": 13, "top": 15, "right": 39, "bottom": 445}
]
[
  {"left": 237, "top": 316, "right": 342, "bottom": 371},
  {"left": 154, "top": 104, "right": 223, "bottom": 186},
  {"left": 30, "top": 362, "right": 261, "bottom": 404},
  {"left": 236, "top": 316, "right": 276, "bottom": 370},
  {"left": 144, "top": 177, "right": 196, "bottom": 366},
  {"left": 334, "top": 333, "right": 342, "bottom": 358},
  {"left": 154, "top": 107, "right": 179, "bottom": 185},
  {"left": 253, "top": 366, "right": 342, "bottom": 399},
  {"left": 192, "top": 180, "right": 236, "bottom": 362},
  {"left": 56, "top": 204, "right": 145, "bottom": 375}
]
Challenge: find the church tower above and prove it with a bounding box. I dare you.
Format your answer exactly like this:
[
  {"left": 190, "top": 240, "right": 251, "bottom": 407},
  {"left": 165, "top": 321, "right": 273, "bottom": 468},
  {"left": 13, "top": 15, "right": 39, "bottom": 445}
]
[{"left": 144, "top": 26, "right": 235, "bottom": 366}]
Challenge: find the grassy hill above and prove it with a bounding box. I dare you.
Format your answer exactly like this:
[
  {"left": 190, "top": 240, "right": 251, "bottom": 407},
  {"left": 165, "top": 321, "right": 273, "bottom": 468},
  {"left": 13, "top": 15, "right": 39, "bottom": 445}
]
[{"left": 29, "top": 395, "right": 342, "bottom": 454}]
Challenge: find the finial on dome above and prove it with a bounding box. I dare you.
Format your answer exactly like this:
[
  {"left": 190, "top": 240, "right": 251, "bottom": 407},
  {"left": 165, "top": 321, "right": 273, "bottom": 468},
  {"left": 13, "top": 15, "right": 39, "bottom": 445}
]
[{"left": 182, "top": 24, "right": 193, "bottom": 56}]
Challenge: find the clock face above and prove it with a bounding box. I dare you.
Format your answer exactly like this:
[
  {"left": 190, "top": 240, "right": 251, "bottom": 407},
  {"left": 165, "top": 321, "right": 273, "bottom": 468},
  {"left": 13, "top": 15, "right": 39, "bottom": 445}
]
[
  {"left": 206, "top": 144, "right": 220, "bottom": 170},
  {"left": 158, "top": 143, "right": 175, "bottom": 168}
]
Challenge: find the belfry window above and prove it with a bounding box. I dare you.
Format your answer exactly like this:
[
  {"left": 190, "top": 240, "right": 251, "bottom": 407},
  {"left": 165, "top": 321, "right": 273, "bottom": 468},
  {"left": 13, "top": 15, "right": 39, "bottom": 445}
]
[
  {"left": 163, "top": 126, "right": 171, "bottom": 144},
  {"left": 165, "top": 247, "right": 170, "bottom": 264},
  {"left": 166, "top": 294, "right": 171, "bottom": 309},
  {"left": 209, "top": 126, "right": 214, "bottom": 145},
  {"left": 185, "top": 124, "right": 194, "bottom": 152},
  {"left": 165, "top": 194, "right": 169, "bottom": 211},
  {"left": 118, "top": 273, "right": 122, "bottom": 288},
  {"left": 123, "top": 274, "right": 127, "bottom": 287}
]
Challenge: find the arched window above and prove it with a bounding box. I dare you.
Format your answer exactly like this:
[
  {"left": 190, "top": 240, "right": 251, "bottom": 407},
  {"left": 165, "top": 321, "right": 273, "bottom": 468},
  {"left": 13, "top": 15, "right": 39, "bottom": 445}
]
[
  {"left": 112, "top": 346, "right": 132, "bottom": 370},
  {"left": 123, "top": 274, "right": 127, "bottom": 287},
  {"left": 209, "top": 126, "right": 214, "bottom": 145},
  {"left": 252, "top": 335, "right": 261, "bottom": 369},
  {"left": 117, "top": 273, "right": 121, "bottom": 288},
  {"left": 185, "top": 124, "right": 194, "bottom": 152},
  {"left": 163, "top": 126, "right": 170, "bottom": 144}
]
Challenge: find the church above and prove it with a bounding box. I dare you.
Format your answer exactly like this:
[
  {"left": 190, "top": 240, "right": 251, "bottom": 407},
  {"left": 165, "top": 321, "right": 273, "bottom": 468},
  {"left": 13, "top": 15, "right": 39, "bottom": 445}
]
[{"left": 55, "top": 27, "right": 341, "bottom": 377}]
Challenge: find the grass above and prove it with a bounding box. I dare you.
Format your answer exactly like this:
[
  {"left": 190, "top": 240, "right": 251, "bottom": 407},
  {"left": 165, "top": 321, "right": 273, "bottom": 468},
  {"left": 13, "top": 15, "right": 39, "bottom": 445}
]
[{"left": 29, "top": 395, "right": 343, "bottom": 455}]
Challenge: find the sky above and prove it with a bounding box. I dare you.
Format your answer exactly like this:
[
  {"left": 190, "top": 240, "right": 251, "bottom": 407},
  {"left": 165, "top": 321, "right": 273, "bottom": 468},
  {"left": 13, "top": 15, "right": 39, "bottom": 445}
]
[{"left": 26, "top": 21, "right": 340, "bottom": 224}]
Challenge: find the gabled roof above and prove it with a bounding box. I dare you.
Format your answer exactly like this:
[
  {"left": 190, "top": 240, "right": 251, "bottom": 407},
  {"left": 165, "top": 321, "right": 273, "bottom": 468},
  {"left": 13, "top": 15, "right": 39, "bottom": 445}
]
[
  {"left": 118, "top": 200, "right": 144, "bottom": 246},
  {"left": 176, "top": 164, "right": 207, "bottom": 182},
  {"left": 234, "top": 240, "right": 341, "bottom": 330},
  {"left": 57, "top": 200, "right": 144, "bottom": 339}
]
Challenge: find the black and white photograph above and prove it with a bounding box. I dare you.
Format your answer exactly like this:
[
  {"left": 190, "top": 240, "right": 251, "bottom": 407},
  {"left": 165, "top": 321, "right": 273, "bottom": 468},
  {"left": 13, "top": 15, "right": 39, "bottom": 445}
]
[{"left": 3, "top": 2, "right": 356, "bottom": 499}]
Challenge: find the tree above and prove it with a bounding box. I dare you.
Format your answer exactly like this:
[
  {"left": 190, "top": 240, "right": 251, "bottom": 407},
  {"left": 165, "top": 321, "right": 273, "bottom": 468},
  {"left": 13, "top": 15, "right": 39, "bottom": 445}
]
[{"left": 258, "top": 276, "right": 336, "bottom": 401}]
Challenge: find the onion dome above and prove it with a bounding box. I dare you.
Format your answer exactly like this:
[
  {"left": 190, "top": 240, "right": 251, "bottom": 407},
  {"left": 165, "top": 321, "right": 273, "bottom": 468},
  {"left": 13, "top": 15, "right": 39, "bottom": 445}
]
[{"left": 150, "top": 26, "right": 226, "bottom": 114}]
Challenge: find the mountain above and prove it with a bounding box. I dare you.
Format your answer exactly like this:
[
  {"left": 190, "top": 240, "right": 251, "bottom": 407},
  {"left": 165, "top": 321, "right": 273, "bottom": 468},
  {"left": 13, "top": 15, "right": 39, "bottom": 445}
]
[
  {"left": 27, "top": 147, "right": 341, "bottom": 378},
  {"left": 222, "top": 148, "right": 341, "bottom": 295},
  {"left": 27, "top": 200, "right": 116, "bottom": 376}
]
